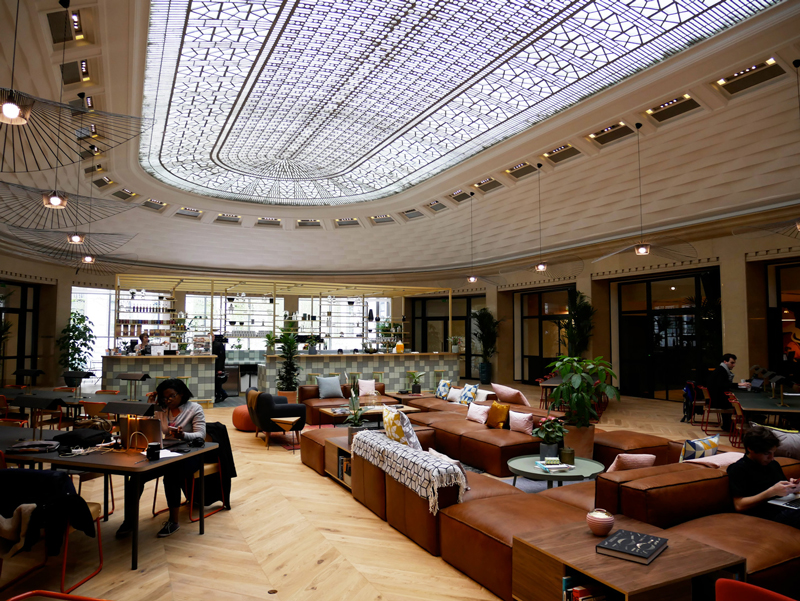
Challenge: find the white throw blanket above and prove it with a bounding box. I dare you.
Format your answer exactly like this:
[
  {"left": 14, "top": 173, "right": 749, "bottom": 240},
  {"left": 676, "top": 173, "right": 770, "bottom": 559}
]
[
  {"left": 0, "top": 503, "right": 37, "bottom": 558},
  {"left": 351, "top": 430, "right": 466, "bottom": 514}
]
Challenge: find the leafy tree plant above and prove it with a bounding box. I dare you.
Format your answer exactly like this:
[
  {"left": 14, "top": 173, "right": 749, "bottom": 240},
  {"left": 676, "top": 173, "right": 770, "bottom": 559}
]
[
  {"left": 564, "top": 291, "right": 596, "bottom": 357},
  {"left": 471, "top": 308, "right": 501, "bottom": 362},
  {"left": 276, "top": 331, "right": 300, "bottom": 391},
  {"left": 547, "top": 356, "right": 620, "bottom": 428},
  {"left": 56, "top": 311, "right": 97, "bottom": 371}
]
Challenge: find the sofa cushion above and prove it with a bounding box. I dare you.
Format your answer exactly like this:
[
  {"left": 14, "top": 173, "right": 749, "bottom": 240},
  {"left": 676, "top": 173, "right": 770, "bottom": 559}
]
[
  {"left": 620, "top": 468, "right": 732, "bottom": 529},
  {"left": 491, "top": 383, "right": 531, "bottom": 407},
  {"left": 435, "top": 379, "right": 452, "bottom": 399},
  {"left": 405, "top": 396, "right": 447, "bottom": 411},
  {"left": 357, "top": 379, "right": 376, "bottom": 395},
  {"left": 667, "top": 439, "right": 739, "bottom": 464},
  {"left": 668, "top": 513, "right": 800, "bottom": 598},
  {"left": 429, "top": 418, "right": 488, "bottom": 459},
  {"left": 607, "top": 453, "right": 656, "bottom": 472},
  {"left": 383, "top": 406, "right": 422, "bottom": 450},
  {"left": 409, "top": 410, "right": 467, "bottom": 427},
  {"left": 684, "top": 451, "right": 743, "bottom": 469},
  {"left": 679, "top": 433, "right": 719, "bottom": 462},
  {"left": 758, "top": 423, "right": 800, "bottom": 460},
  {"left": 317, "top": 376, "right": 345, "bottom": 398},
  {"left": 509, "top": 410, "right": 534, "bottom": 435},
  {"left": 539, "top": 481, "right": 596, "bottom": 512},
  {"left": 466, "top": 402, "right": 490, "bottom": 424},
  {"left": 460, "top": 429, "right": 541, "bottom": 477},
  {"left": 487, "top": 401, "right": 510, "bottom": 429},
  {"left": 440, "top": 494, "right": 586, "bottom": 601},
  {"left": 458, "top": 383, "right": 479, "bottom": 404},
  {"left": 593, "top": 430, "right": 669, "bottom": 469},
  {"left": 595, "top": 462, "right": 704, "bottom": 515}
]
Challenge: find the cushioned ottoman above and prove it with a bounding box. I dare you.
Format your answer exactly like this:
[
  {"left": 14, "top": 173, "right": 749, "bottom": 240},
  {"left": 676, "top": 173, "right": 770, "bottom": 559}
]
[
  {"left": 300, "top": 428, "right": 345, "bottom": 475},
  {"left": 232, "top": 404, "right": 257, "bottom": 432},
  {"left": 595, "top": 462, "right": 704, "bottom": 514},
  {"left": 460, "top": 429, "right": 541, "bottom": 477},
  {"left": 593, "top": 430, "right": 670, "bottom": 469},
  {"left": 386, "top": 472, "right": 523, "bottom": 556},
  {"left": 439, "top": 494, "right": 586, "bottom": 601}
]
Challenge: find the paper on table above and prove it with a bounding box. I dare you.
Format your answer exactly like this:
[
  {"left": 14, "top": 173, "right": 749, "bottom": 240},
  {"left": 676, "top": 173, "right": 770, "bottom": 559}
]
[{"left": 140, "top": 449, "right": 184, "bottom": 459}]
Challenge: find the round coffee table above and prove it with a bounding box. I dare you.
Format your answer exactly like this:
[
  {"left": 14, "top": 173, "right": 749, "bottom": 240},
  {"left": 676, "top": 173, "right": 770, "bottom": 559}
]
[{"left": 507, "top": 456, "right": 605, "bottom": 489}]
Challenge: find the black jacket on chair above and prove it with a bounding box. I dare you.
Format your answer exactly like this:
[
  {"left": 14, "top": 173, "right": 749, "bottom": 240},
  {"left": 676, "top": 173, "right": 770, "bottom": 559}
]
[
  {"left": 201, "top": 422, "right": 236, "bottom": 509},
  {"left": 255, "top": 392, "right": 306, "bottom": 434}
]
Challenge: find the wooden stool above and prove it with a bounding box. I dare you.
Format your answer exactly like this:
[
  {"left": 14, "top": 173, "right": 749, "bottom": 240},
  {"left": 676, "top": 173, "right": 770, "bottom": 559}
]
[
  {"left": 371, "top": 371, "right": 384, "bottom": 383},
  {"left": 271, "top": 416, "right": 301, "bottom": 453},
  {"left": 307, "top": 373, "right": 322, "bottom": 385}
]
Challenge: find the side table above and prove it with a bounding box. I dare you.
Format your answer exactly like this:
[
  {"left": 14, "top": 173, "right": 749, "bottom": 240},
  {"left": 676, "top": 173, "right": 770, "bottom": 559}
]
[
  {"left": 507, "top": 456, "right": 604, "bottom": 489},
  {"left": 271, "top": 416, "right": 301, "bottom": 453}
]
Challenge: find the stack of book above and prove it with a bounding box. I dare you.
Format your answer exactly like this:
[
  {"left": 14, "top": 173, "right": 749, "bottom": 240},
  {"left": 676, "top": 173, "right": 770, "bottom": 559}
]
[
  {"left": 596, "top": 529, "right": 668, "bottom": 565},
  {"left": 534, "top": 460, "right": 573, "bottom": 473}
]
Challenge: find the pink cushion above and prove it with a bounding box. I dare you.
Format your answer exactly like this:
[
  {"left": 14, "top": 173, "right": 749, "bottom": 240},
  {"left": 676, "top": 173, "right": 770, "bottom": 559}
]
[
  {"left": 684, "top": 451, "right": 744, "bottom": 468},
  {"left": 358, "top": 379, "right": 376, "bottom": 395},
  {"left": 491, "top": 383, "right": 531, "bottom": 407},
  {"left": 466, "top": 403, "right": 490, "bottom": 424},
  {"left": 607, "top": 453, "right": 656, "bottom": 472},
  {"left": 509, "top": 410, "right": 534, "bottom": 435}
]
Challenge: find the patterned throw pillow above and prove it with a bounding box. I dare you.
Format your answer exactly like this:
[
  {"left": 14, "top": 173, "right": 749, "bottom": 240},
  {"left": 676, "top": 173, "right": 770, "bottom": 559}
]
[
  {"left": 679, "top": 434, "right": 720, "bottom": 462},
  {"left": 383, "top": 406, "right": 422, "bottom": 450},
  {"left": 607, "top": 453, "right": 656, "bottom": 472},
  {"left": 435, "top": 379, "right": 452, "bottom": 400},
  {"left": 486, "top": 401, "right": 510, "bottom": 429},
  {"left": 459, "top": 383, "right": 479, "bottom": 405}
]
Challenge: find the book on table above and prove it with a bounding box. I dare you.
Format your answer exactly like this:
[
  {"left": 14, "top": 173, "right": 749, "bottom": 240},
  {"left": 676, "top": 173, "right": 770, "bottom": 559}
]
[
  {"left": 534, "top": 460, "right": 572, "bottom": 473},
  {"left": 595, "top": 529, "right": 668, "bottom": 565}
]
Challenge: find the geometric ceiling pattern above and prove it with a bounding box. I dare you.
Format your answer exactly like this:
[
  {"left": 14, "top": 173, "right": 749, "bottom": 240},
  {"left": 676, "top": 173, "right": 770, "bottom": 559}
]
[{"left": 140, "top": 0, "right": 779, "bottom": 206}]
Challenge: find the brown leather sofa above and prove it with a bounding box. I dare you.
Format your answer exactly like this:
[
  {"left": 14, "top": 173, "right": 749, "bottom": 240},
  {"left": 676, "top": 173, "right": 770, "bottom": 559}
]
[{"left": 298, "top": 382, "right": 396, "bottom": 425}]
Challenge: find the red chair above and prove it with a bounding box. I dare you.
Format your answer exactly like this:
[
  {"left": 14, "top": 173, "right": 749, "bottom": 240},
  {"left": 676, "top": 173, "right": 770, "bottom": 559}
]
[
  {"left": 716, "top": 579, "right": 794, "bottom": 601},
  {"left": 728, "top": 397, "right": 745, "bottom": 448},
  {"left": 535, "top": 378, "right": 547, "bottom": 409},
  {"left": 9, "top": 591, "right": 113, "bottom": 601}
]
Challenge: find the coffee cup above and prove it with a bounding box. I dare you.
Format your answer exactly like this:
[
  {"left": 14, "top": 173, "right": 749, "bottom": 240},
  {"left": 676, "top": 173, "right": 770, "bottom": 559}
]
[{"left": 146, "top": 442, "right": 161, "bottom": 460}]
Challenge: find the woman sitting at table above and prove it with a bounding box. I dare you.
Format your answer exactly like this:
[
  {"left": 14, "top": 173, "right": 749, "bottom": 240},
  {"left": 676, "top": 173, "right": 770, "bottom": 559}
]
[{"left": 115, "top": 378, "right": 206, "bottom": 539}]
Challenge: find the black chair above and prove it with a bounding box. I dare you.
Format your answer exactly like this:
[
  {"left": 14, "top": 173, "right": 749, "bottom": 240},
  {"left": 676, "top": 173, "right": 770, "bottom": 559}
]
[{"left": 254, "top": 391, "right": 306, "bottom": 448}]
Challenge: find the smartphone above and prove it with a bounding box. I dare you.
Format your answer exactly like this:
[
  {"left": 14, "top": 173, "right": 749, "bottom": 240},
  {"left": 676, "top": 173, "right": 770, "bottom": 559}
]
[{"left": 168, "top": 426, "right": 179, "bottom": 431}]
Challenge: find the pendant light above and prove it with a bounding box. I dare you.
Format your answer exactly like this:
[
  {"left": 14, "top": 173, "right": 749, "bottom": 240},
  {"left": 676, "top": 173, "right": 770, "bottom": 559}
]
[
  {"left": 0, "top": 1, "right": 30, "bottom": 125},
  {"left": 43, "top": 1, "right": 71, "bottom": 210},
  {"left": 592, "top": 123, "right": 696, "bottom": 264},
  {"left": 467, "top": 191, "right": 477, "bottom": 283},
  {"left": 68, "top": 94, "right": 88, "bottom": 244}
]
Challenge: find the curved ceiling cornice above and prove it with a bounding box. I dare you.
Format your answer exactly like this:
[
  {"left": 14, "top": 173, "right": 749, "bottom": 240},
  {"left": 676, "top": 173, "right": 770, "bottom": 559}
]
[{"left": 139, "top": 0, "right": 779, "bottom": 207}]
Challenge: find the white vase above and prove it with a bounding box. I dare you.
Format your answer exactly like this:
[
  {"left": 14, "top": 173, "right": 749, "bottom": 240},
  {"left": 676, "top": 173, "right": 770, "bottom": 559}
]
[{"left": 451, "top": 345, "right": 459, "bottom": 353}]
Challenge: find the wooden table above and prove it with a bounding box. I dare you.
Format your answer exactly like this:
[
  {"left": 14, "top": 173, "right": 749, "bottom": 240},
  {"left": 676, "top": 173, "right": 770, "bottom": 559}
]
[
  {"left": 385, "top": 392, "right": 437, "bottom": 404},
  {"left": 318, "top": 404, "right": 421, "bottom": 425},
  {"left": 3, "top": 440, "right": 218, "bottom": 570},
  {"left": 272, "top": 416, "right": 301, "bottom": 453},
  {"left": 507, "top": 456, "right": 605, "bottom": 489},
  {"left": 512, "top": 516, "right": 746, "bottom": 601}
]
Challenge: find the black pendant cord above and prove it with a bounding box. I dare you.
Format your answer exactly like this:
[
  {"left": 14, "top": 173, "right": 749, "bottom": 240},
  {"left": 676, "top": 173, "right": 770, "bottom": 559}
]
[
  {"left": 635, "top": 122, "right": 644, "bottom": 240},
  {"left": 794, "top": 60, "right": 800, "bottom": 124},
  {"left": 537, "top": 164, "right": 543, "bottom": 262},
  {"left": 9, "top": 0, "right": 20, "bottom": 91},
  {"left": 470, "top": 191, "right": 474, "bottom": 275},
  {"left": 52, "top": 5, "right": 70, "bottom": 194}
]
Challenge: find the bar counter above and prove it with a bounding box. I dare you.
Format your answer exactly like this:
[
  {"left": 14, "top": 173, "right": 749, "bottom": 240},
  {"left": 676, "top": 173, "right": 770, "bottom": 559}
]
[
  {"left": 257, "top": 352, "right": 459, "bottom": 392},
  {"left": 101, "top": 355, "right": 216, "bottom": 401}
]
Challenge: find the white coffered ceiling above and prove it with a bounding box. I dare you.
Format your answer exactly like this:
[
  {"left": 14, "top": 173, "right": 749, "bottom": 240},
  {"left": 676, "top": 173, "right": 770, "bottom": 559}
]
[{"left": 140, "top": 0, "right": 781, "bottom": 206}]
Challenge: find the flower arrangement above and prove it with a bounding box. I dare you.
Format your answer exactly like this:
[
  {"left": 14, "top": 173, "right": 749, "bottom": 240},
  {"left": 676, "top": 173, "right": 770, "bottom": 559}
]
[{"left": 531, "top": 416, "right": 568, "bottom": 445}]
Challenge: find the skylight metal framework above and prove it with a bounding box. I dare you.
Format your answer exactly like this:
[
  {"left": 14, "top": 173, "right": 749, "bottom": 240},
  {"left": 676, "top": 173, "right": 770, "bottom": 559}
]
[{"left": 140, "top": 0, "right": 779, "bottom": 206}]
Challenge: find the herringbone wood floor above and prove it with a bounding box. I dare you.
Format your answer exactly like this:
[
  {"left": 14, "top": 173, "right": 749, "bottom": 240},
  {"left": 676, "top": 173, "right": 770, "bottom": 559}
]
[{"left": 0, "top": 386, "right": 707, "bottom": 601}]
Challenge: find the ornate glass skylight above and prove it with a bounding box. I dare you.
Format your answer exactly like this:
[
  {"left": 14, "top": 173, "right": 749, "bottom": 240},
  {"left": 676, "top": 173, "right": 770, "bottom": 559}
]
[{"left": 140, "top": 0, "right": 778, "bottom": 206}]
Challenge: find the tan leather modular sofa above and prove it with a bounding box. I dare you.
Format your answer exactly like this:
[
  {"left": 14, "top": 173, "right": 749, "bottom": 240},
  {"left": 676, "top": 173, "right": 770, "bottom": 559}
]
[{"left": 297, "top": 382, "right": 396, "bottom": 425}]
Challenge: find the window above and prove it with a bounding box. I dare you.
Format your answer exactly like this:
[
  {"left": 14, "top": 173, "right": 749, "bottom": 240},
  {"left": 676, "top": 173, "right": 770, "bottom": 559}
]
[{"left": 71, "top": 287, "right": 115, "bottom": 372}]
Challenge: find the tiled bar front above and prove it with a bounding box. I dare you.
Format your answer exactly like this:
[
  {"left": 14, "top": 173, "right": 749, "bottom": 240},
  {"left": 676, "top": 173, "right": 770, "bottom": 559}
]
[
  {"left": 101, "top": 355, "right": 216, "bottom": 401},
  {"left": 257, "top": 353, "right": 459, "bottom": 392}
]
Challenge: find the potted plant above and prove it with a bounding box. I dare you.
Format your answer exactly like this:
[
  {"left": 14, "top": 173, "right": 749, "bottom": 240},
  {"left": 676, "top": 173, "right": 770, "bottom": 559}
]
[
  {"left": 408, "top": 371, "right": 426, "bottom": 394},
  {"left": 344, "top": 388, "right": 367, "bottom": 444},
  {"left": 448, "top": 336, "right": 462, "bottom": 354},
  {"left": 547, "top": 356, "right": 620, "bottom": 458},
  {"left": 564, "top": 291, "right": 596, "bottom": 357},
  {"left": 306, "top": 335, "right": 321, "bottom": 355},
  {"left": 56, "top": 311, "right": 97, "bottom": 387},
  {"left": 531, "top": 416, "right": 568, "bottom": 460},
  {"left": 472, "top": 308, "right": 501, "bottom": 384},
  {"left": 264, "top": 332, "right": 277, "bottom": 355},
  {"left": 276, "top": 331, "right": 300, "bottom": 403}
]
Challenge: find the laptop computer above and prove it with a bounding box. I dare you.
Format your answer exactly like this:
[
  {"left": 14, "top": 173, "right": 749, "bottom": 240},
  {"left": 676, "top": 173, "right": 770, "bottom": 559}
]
[
  {"left": 749, "top": 377, "right": 764, "bottom": 391},
  {"left": 768, "top": 493, "right": 800, "bottom": 509}
]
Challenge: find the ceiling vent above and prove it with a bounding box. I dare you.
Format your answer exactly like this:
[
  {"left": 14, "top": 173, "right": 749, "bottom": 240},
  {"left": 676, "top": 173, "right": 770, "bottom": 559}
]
[
  {"left": 505, "top": 162, "right": 538, "bottom": 180},
  {"left": 215, "top": 213, "right": 241, "bottom": 224},
  {"left": 112, "top": 188, "right": 136, "bottom": 201},
  {"left": 543, "top": 144, "right": 581, "bottom": 164},
  {"left": 472, "top": 177, "right": 504, "bottom": 193},
  {"left": 402, "top": 209, "right": 424, "bottom": 220},
  {"left": 47, "top": 11, "right": 72, "bottom": 44},
  {"left": 716, "top": 58, "right": 785, "bottom": 95},
  {"left": 93, "top": 176, "right": 113, "bottom": 188},
  {"left": 589, "top": 122, "right": 634, "bottom": 145},
  {"left": 60, "top": 61, "right": 82, "bottom": 85},
  {"left": 84, "top": 164, "right": 102, "bottom": 175},
  {"left": 176, "top": 207, "right": 203, "bottom": 219},
  {"left": 142, "top": 199, "right": 167, "bottom": 212},
  {"left": 256, "top": 217, "right": 281, "bottom": 227},
  {"left": 335, "top": 217, "right": 360, "bottom": 228},
  {"left": 645, "top": 94, "right": 700, "bottom": 122},
  {"left": 370, "top": 214, "right": 395, "bottom": 225},
  {"left": 297, "top": 219, "right": 321, "bottom": 228},
  {"left": 449, "top": 189, "right": 473, "bottom": 203},
  {"left": 428, "top": 200, "right": 447, "bottom": 213}
]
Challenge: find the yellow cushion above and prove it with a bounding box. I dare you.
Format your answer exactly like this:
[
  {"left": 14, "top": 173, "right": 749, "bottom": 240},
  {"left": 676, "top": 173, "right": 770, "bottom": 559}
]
[
  {"left": 383, "top": 406, "right": 408, "bottom": 445},
  {"left": 486, "top": 401, "right": 510, "bottom": 429}
]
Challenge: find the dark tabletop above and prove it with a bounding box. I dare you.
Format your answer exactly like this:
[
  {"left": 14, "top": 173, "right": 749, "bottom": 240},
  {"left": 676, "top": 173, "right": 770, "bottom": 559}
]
[{"left": 735, "top": 389, "right": 800, "bottom": 414}]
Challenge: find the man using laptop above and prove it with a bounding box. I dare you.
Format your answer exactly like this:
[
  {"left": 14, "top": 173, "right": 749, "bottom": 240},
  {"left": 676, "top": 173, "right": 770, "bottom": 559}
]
[{"left": 727, "top": 425, "right": 800, "bottom": 528}]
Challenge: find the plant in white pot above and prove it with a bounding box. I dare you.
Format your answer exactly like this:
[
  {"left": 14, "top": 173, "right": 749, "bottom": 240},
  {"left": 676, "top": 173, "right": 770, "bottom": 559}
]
[
  {"left": 344, "top": 388, "right": 367, "bottom": 444},
  {"left": 547, "top": 356, "right": 619, "bottom": 458},
  {"left": 448, "top": 336, "right": 462, "bottom": 354}
]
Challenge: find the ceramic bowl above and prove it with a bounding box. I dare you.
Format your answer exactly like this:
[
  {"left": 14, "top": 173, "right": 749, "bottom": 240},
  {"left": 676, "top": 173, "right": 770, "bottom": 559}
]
[{"left": 586, "top": 508, "right": 615, "bottom": 536}]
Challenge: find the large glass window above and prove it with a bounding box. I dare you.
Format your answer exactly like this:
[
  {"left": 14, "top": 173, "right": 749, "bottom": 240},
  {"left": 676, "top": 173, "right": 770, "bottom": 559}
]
[
  {"left": 1, "top": 281, "right": 40, "bottom": 385},
  {"left": 518, "top": 287, "right": 573, "bottom": 382},
  {"left": 71, "top": 287, "right": 115, "bottom": 373}
]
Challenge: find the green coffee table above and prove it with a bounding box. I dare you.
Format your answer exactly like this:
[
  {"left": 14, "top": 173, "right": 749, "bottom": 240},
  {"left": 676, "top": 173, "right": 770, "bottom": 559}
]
[{"left": 507, "top": 456, "right": 605, "bottom": 489}]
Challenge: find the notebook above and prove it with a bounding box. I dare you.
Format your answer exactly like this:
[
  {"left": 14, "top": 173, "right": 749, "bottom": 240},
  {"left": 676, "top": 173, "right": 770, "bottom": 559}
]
[{"left": 768, "top": 493, "right": 800, "bottom": 510}]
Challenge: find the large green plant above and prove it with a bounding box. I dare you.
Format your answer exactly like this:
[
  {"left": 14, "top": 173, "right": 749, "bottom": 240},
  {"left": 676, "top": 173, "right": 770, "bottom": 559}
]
[
  {"left": 276, "top": 331, "right": 300, "bottom": 391},
  {"left": 471, "top": 307, "right": 501, "bottom": 362},
  {"left": 56, "top": 311, "right": 96, "bottom": 371},
  {"left": 564, "top": 292, "right": 596, "bottom": 357},
  {"left": 548, "top": 356, "right": 619, "bottom": 428}
]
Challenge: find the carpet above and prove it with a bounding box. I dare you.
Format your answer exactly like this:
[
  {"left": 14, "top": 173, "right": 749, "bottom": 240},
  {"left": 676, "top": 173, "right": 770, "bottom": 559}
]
[{"left": 463, "top": 462, "right": 585, "bottom": 494}]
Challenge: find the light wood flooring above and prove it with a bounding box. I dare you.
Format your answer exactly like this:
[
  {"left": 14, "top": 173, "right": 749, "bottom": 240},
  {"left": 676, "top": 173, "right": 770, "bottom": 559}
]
[{"left": 0, "top": 386, "right": 707, "bottom": 601}]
